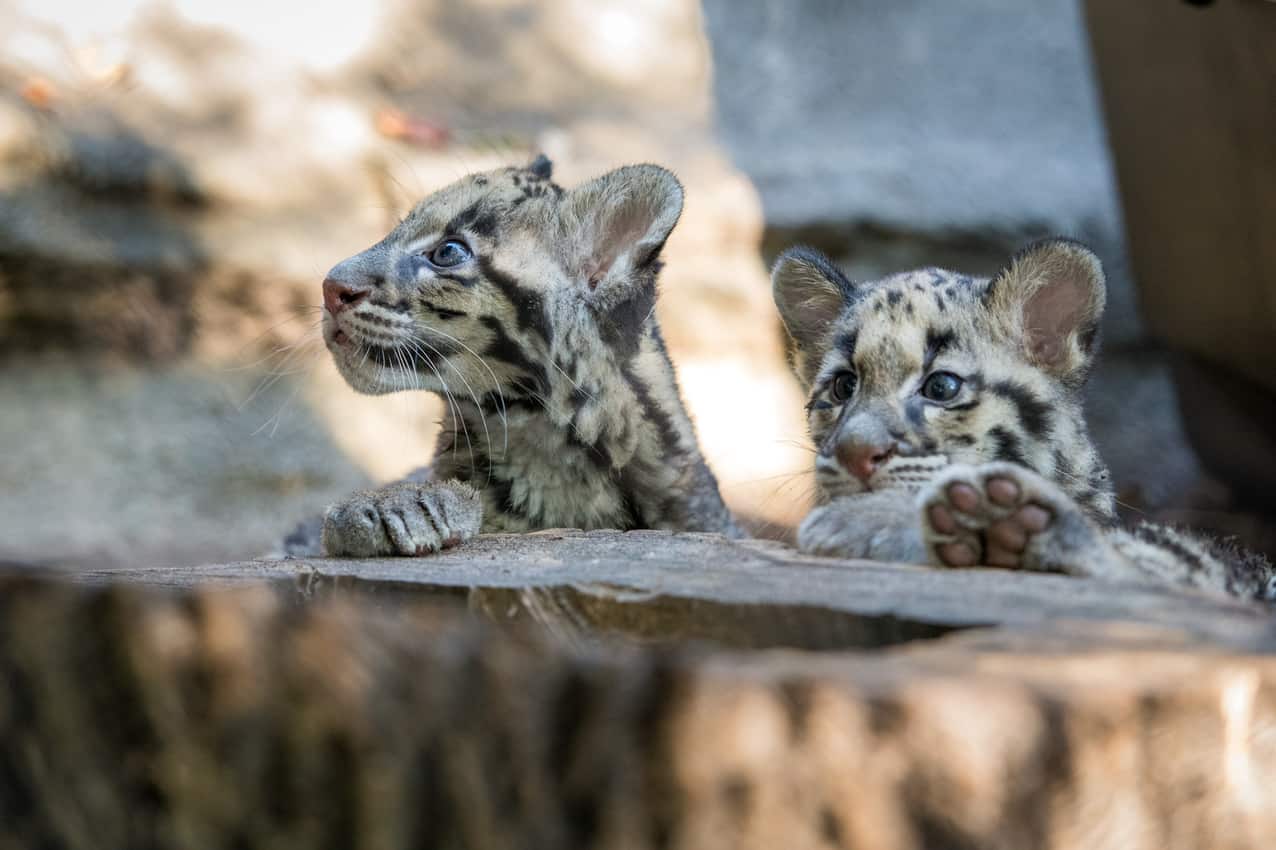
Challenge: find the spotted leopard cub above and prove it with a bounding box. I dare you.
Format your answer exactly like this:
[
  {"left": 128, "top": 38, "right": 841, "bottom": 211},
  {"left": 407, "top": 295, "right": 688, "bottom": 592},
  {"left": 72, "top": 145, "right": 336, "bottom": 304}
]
[
  {"left": 773, "top": 238, "right": 1274, "bottom": 599},
  {"left": 286, "top": 156, "right": 737, "bottom": 557}
]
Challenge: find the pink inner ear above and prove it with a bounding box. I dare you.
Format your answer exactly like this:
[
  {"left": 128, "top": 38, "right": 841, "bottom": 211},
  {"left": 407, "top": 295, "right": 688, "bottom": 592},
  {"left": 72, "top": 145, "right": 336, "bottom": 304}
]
[
  {"left": 588, "top": 206, "right": 653, "bottom": 282},
  {"left": 1023, "top": 275, "right": 1088, "bottom": 369}
]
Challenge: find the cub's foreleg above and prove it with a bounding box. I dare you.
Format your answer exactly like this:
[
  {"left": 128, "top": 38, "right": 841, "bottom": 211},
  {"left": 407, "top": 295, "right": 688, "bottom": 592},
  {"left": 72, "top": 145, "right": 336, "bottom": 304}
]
[
  {"left": 798, "top": 489, "right": 926, "bottom": 564},
  {"left": 918, "top": 462, "right": 1276, "bottom": 599}
]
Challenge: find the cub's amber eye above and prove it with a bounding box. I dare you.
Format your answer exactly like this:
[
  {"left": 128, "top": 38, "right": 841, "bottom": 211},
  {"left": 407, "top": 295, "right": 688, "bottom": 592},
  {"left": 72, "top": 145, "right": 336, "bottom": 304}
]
[
  {"left": 830, "top": 371, "right": 857, "bottom": 403},
  {"left": 428, "top": 238, "right": 473, "bottom": 268},
  {"left": 921, "top": 371, "right": 963, "bottom": 402}
]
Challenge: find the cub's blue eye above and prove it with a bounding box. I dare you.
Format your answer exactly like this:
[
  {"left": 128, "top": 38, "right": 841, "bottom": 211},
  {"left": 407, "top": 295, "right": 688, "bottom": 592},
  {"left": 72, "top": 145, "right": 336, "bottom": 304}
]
[
  {"left": 830, "top": 371, "right": 857, "bottom": 403},
  {"left": 428, "top": 238, "right": 473, "bottom": 268},
  {"left": 921, "top": 371, "right": 963, "bottom": 402}
]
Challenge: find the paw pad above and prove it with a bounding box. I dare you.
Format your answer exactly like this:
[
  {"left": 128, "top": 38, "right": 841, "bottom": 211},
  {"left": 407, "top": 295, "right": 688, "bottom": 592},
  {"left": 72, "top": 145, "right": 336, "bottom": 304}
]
[{"left": 921, "top": 467, "right": 1057, "bottom": 571}]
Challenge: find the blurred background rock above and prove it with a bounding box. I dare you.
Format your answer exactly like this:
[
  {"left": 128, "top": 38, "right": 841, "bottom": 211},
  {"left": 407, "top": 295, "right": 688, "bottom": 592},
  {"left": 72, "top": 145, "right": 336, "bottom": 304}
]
[{"left": 0, "top": 0, "right": 1261, "bottom": 568}]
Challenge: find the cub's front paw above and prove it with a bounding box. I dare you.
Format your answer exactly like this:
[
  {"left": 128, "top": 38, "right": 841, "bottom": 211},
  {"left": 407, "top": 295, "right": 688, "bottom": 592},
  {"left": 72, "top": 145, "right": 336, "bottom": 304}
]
[
  {"left": 918, "top": 462, "right": 1096, "bottom": 573},
  {"left": 797, "top": 491, "right": 925, "bottom": 563},
  {"left": 321, "top": 479, "right": 482, "bottom": 557}
]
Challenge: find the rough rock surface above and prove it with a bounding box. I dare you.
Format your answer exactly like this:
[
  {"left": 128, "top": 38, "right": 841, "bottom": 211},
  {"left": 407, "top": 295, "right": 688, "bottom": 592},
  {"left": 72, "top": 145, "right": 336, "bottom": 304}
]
[{"left": 6, "top": 531, "right": 1276, "bottom": 849}]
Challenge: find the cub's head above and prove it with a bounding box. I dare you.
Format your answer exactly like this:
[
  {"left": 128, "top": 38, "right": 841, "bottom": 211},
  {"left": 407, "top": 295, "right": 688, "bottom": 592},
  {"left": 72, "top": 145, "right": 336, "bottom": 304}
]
[
  {"left": 773, "top": 238, "right": 1115, "bottom": 518},
  {"left": 321, "top": 156, "right": 682, "bottom": 398}
]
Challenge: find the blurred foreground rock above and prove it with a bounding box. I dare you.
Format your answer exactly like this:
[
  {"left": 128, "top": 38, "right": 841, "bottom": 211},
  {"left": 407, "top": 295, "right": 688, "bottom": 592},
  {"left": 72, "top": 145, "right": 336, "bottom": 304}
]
[{"left": 6, "top": 531, "right": 1276, "bottom": 849}]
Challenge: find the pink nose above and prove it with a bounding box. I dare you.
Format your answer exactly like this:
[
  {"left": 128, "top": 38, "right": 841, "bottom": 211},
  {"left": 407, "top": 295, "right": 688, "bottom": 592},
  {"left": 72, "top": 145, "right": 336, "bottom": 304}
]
[
  {"left": 835, "top": 440, "right": 896, "bottom": 484},
  {"left": 323, "top": 278, "right": 371, "bottom": 316}
]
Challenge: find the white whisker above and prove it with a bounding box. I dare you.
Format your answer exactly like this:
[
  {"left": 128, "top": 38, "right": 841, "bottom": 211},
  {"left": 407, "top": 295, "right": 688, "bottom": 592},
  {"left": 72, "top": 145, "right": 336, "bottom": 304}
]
[
  {"left": 413, "top": 337, "right": 497, "bottom": 482},
  {"left": 548, "top": 357, "right": 595, "bottom": 403},
  {"left": 238, "top": 333, "right": 324, "bottom": 410},
  {"left": 422, "top": 325, "right": 509, "bottom": 457},
  {"left": 401, "top": 338, "right": 475, "bottom": 471},
  {"left": 226, "top": 319, "right": 324, "bottom": 373}
]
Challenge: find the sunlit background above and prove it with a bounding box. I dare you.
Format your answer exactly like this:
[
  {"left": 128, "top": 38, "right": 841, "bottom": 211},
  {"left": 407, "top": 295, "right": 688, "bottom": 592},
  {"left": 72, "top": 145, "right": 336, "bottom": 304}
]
[{"left": 0, "top": 0, "right": 1262, "bottom": 568}]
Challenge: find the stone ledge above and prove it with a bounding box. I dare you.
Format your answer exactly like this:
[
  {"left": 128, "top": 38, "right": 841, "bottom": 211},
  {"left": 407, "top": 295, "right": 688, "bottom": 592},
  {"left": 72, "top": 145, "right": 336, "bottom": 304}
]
[{"left": 71, "top": 529, "right": 1276, "bottom": 653}]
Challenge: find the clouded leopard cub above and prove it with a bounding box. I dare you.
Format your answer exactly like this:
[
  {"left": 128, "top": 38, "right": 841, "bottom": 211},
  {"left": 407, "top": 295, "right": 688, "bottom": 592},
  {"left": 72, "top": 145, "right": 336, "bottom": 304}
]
[
  {"left": 286, "top": 156, "right": 737, "bottom": 557},
  {"left": 772, "top": 238, "right": 1274, "bottom": 600}
]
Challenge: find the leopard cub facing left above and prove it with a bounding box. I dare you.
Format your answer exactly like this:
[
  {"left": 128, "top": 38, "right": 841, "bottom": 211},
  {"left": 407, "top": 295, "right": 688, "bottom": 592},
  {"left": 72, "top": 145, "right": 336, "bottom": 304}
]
[
  {"left": 772, "top": 237, "right": 1274, "bottom": 600},
  {"left": 284, "top": 156, "right": 738, "bottom": 559}
]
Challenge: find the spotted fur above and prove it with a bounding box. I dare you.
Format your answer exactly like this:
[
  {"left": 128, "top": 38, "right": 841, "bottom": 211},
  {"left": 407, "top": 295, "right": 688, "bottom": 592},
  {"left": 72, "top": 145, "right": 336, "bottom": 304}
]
[
  {"left": 773, "top": 239, "right": 1274, "bottom": 600},
  {"left": 287, "top": 157, "right": 737, "bottom": 557}
]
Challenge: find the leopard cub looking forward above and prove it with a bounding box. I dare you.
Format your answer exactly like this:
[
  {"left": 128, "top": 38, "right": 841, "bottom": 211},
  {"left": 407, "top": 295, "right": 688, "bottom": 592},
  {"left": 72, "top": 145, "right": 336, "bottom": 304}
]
[
  {"left": 285, "top": 156, "right": 737, "bottom": 558},
  {"left": 772, "top": 238, "right": 1274, "bottom": 600}
]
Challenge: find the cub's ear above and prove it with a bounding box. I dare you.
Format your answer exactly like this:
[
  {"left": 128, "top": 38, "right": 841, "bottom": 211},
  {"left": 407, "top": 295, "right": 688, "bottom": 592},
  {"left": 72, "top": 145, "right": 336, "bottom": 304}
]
[
  {"left": 984, "top": 238, "right": 1106, "bottom": 385},
  {"left": 771, "top": 247, "right": 855, "bottom": 350},
  {"left": 527, "top": 153, "right": 553, "bottom": 180},
  {"left": 563, "top": 164, "right": 683, "bottom": 296}
]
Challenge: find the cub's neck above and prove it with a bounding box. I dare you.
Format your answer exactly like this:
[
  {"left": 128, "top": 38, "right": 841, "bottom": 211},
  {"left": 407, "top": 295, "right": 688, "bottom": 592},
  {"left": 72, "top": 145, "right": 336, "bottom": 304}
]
[{"left": 432, "top": 316, "right": 738, "bottom": 537}]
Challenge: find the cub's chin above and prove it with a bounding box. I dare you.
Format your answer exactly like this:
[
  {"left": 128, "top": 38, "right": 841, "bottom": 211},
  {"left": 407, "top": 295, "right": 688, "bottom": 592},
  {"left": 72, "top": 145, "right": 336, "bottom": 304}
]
[
  {"left": 323, "top": 327, "right": 406, "bottom": 396},
  {"left": 333, "top": 358, "right": 399, "bottom": 396}
]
